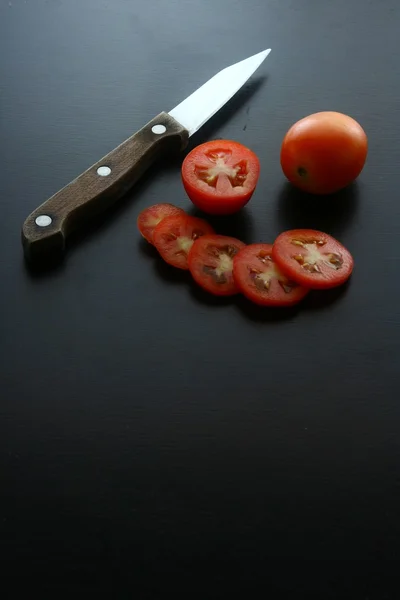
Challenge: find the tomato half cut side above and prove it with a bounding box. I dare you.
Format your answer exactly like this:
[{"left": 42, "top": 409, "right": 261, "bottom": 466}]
[
  {"left": 272, "top": 229, "right": 354, "bottom": 289},
  {"left": 188, "top": 235, "right": 246, "bottom": 296},
  {"left": 153, "top": 214, "right": 214, "bottom": 270},
  {"left": 181, "top": 140, "right": 260, "bottom": 215},
  {"left": 233, "top": 244, "right": 310, "bottom": 307},
  {"left": 137, "top": 203, "right": 185, "bottom": 244}
]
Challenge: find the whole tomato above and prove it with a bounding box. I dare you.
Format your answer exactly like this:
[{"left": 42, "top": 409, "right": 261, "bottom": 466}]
[{"left": 280, "top": 112, "right": 368, "bottom": 194}]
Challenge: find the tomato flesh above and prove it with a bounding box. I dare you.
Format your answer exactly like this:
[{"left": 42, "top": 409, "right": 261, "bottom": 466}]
[
  {"left": 233, "top": 244, "right": 309, "bottom": 307},
  {"left": 153, "top": 214, "right": 214, "bottom": 270},
  {"left": 280, "top": 112, "right": 368, "bottom": 194},
  {"left": 188, "top": 235, "right": 246, "bottom": 295},
  {"left": 272, "top": 229, "right": 354, "bottom": 289},
  {"left": 181, "top": 140, "right": 260, "bottom": 215},
  {"left": 137, "top": 203, "right": 184, "bottom": 244}
]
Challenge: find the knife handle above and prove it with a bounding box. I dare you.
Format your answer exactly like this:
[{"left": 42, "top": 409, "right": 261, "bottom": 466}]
[{"left": 21, "top": 112, "right": 189, "bottom": 262}]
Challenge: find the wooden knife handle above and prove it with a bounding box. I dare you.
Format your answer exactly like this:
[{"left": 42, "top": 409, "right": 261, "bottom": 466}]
[{"left": 21, "top": 112, "right": 189, "bottom": 262}]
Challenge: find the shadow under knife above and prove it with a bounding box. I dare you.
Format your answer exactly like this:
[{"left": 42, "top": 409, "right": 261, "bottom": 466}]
[{"left": 23, "top": 76, "right": 268, "bottom": 275}]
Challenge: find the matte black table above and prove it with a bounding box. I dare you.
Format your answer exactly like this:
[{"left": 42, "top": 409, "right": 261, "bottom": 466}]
[{"left": 1, "top": 0, "right": 400, "bottom": 595}]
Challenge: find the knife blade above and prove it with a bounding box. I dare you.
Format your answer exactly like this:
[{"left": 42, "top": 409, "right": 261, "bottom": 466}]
[{"left": 22, "top": 49, "right": 271, "bottom": 262}]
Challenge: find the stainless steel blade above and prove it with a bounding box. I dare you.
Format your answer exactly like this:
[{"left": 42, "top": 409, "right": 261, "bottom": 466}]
[{"left": 169, "top": 49, "right": 271, "bottom": 137}]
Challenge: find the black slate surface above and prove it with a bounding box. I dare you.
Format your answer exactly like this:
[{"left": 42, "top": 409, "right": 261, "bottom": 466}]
[{"left": 1, "top": 0, "right": 400, "bottom": 595}]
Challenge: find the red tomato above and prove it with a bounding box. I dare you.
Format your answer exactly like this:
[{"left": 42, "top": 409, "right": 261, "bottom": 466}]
[
  {"left": 181, "top": 140, "right": 260, "bottom": 215},
  {"left": 137, "top": 203, "right": 184, "bottom": 244},
  {"left": 153, "top": 213, "right": 214, "bottom": 270},
  {"left": 272, "top": 229, "right": 354, "bottom": 289},
  {"left": 280, "top": 112, "right": 368, "bottom": 194},
  {"left": 233, "top": 244, "right": 309, "bottom": 307},
  {"left": 188, "top": 235, "right": 246, "bottom": 296}
]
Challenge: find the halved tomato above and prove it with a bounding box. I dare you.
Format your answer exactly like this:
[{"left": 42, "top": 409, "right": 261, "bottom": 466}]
[
  {"left": 188, "top": 234, "right": 245, "bottom": 296},
  {"left": 233, "top": 244, "right": 309, "bottom": 307},
  {"left": 137, "top": 203, "right": 184, "bottom": 244},
  {"left": 272, "top": 229, "right": 354, "bottom": 289},
  {"left": 181, "top": 140, "right": 260, "bottom": 215},
  {"left": 153, "top": 213, "right": 214, "bottom": 270}
]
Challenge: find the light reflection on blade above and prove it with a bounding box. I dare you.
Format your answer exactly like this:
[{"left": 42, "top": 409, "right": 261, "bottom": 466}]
[{"left": 169, "top": 49, "right": 271, "bottom": 136}]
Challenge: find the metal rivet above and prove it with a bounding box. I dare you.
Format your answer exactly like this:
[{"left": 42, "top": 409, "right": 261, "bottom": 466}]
[
  {"left": 35, "top": 215, "right": 52, "bottom": 227},
  {"left": 151, "top": 124, "right": 167, "bottom": 135},
  {"left": 97, "top": 166, "right": 111, "bottom": 176}
]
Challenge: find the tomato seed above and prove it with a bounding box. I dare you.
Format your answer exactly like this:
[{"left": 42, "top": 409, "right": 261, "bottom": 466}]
[
  {"left": 203, "top": 266, "right": 227, "bottom": 284},
  {"left": 163, "top": 233, "right": 177, "bottom": 241},
  {"left": 279, "top": 281, "right": 296, "bottom": 294},
  {"left": 254, "top": 276, "right": 270, "bottom": 291},
  {"left": 327, "top": 253, "right": 343, "bottom": 269},
  {"left": 303, "top": 262, "right": 321, "bottom": 273}
]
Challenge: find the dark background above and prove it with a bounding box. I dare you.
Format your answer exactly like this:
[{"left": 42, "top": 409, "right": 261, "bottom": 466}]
[{"left": 1, "top": 0, "right": 400, "bottom": 596}]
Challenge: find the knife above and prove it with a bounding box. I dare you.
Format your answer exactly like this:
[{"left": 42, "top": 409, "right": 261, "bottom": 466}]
[{"left": 22, "top": 49, "right": 271, "bottom": 262}]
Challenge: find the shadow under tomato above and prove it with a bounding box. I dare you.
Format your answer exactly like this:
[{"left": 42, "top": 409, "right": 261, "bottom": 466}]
[
  {"left": 234, "top": 278, "right": 352, "bottom": 321},
  {"left": 153, "top": 254, "right": 234, "bottom": 306},
  {"left": 234, "top": 293, "right": 302, "bottom": 323},
  {"left": 188, "top": 282, "right": 236, "bottom": 308},
  {"left": 276, "top": 181, "right": 360, "bottom": 239},
  {"left": 153, "top": 256, "right": 189, "bottom": 286},
  {"left": 301, "top": 280, "right": 352, "bottom": 311},
  {"left": 187, "top": 206, "right": 254, "bottom": 244},
  {"left": 137, "top": 238, "right": 159, "bottom": 259}
]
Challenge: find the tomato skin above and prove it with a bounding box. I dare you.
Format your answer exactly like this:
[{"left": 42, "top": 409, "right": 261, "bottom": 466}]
[
  {"left": 272, "top": 229, "right": 354, "bottom": 289},
  {"left": 280, "top": 112, "right": 368, "bottom": 194},
  {"left": 153, "top": 214, "right": 214, "bottom": 270},
  {"left": 181, "top": 140, "right": 260, "bottom": 215},
  {"left": 137, "top": 203, "right": 184, "bottom": 244},
  {"left": 188, "top": 234, "right": 246, "bottom": 296},
  {"left": 233, "top": 244, "right": 309, "bottom": 307}
]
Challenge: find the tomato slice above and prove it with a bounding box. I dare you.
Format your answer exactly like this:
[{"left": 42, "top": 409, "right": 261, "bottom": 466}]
[
  {"left": 181, "top": 140, "right": 260, "bottom": 215},
  {"left": 272, "top": 229, "right": 354, "bottom": 289},
  {"left": 188, "top": 235, "right": 246, "bottom": 296},
  {"left": 153, "top": 214, "right": 214, "bottom": 270},
  {"left": 137, "top": 203, "right": 184, "bottom": 244},
  {"left": 233, "top": 244, "right": 310, "bottom": 307}
]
